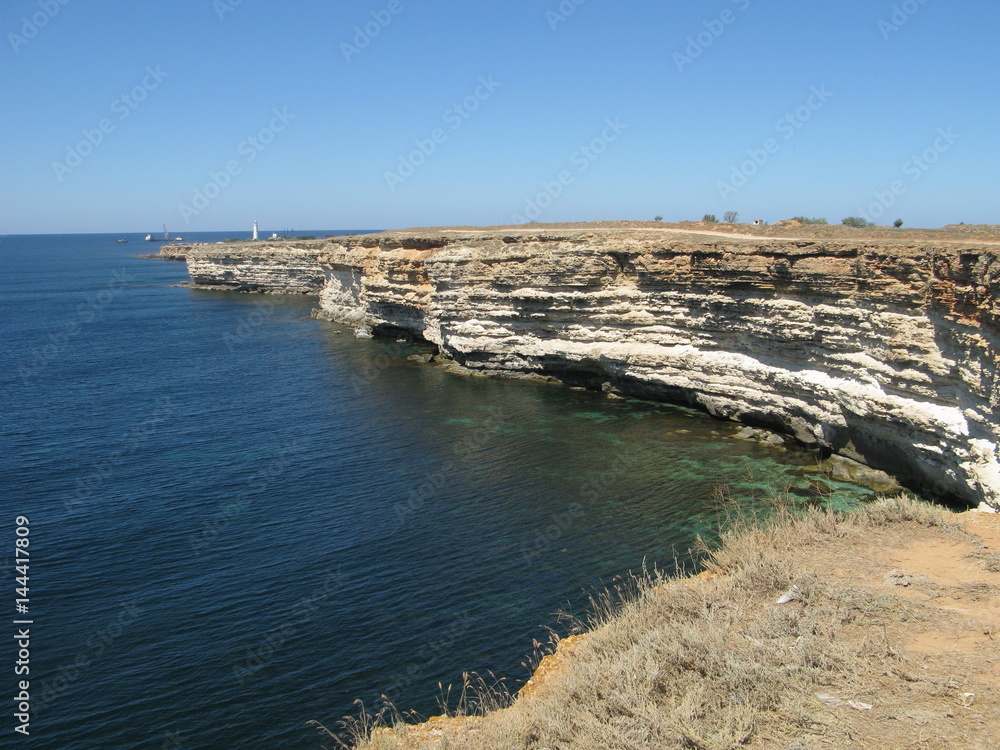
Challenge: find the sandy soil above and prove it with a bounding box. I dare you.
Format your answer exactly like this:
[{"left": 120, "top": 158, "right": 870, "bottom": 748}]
[{"left": 776, "top": 510, "right": 1000, "bottom": 748}]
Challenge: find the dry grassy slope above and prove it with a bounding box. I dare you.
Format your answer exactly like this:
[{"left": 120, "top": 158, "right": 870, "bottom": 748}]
[{"left": 353, "top": 499, "right": 1000, "bottom": 750}]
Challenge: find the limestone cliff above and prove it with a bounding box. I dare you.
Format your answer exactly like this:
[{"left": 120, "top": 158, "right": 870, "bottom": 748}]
[
  {"left": 185, "top": 244, "right": 325, "bottom": 294},
  {"left": 182, "top": 225, "right": 1000, "bottom": 509}
]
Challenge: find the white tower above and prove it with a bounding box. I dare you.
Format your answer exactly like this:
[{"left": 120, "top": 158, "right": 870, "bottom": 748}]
[{"left": 252, "top": 220, "right": 259, "bottom": 241}]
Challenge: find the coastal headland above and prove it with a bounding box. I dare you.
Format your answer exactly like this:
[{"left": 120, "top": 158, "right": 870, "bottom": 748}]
[{"left": 173, "top": 221, "right": 1000, "bottom": 512}]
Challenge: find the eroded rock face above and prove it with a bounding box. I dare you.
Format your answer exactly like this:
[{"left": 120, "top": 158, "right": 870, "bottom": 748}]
[
  {"left": 310, "top": 228, "right": 999, "bottom": 509},
  {"left": 185, "top": 244, "right": 326, "bottom": 294}
]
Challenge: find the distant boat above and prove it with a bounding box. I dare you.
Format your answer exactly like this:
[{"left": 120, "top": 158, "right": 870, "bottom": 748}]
[
  {"left": 117, "top": 239, "right": 128, "bottom": 243},
  {"left": 146, "top": 225, "right": 171, "bottom": 242}
]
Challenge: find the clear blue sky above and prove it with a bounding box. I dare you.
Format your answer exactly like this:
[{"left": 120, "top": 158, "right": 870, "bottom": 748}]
[{"left": 2, "top": 0, "right": 998, "bottom": 233}]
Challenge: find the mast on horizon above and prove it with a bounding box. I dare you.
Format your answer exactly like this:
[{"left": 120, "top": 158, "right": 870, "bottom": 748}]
[{"left": 252, "top": 220, "right": 259, "bottom": 241}]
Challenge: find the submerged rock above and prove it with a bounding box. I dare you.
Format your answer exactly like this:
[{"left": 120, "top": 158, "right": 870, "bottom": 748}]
[
  {"left": 735, "top": 426, "right": 789, "bottom": 448},
  {"left": 819, "top": 455, "right": 903, "bottom": 494}
]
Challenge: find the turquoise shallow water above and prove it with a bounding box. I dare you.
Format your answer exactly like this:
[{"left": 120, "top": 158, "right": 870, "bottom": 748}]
[{"left": 0, "top": 233, "right": 872, "bottom": 749}]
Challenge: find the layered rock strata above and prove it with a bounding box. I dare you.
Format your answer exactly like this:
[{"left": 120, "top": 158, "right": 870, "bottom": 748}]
[
  {"left": 185, "top": 227, "right": 1000, "bottom": 509},
  {"left": 138, "top": 244, "right": 188, "bottom": 262},
  {"left": 185, "top": 244, "right": 325, "bottom": 293}
]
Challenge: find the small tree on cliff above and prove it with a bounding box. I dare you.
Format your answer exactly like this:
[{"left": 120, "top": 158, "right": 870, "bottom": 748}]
[
  {"left": 894, "top": 219, "right": 904, "bottom": 228},
  {"left": 724, "top": 211, "right": 739, "bottom": 223},
  {"left": 702, "top": 214, "right": 717, "bottom": 223}
]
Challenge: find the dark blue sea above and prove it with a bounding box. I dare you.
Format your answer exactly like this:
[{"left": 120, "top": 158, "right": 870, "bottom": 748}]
[{"left": 0, "top": 232, "right": 871, "bottom": 749}]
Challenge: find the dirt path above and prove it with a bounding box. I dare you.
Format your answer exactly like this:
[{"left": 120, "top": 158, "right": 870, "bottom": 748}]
[
  {"left": 797, "top": 510, "right": 1000, "bottom": 748},
  {"left": 436, "top": 226, "right": 774, "bottom": 240}
]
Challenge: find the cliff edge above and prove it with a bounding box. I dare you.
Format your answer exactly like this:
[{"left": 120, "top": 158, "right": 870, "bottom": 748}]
[
  {"left": 342, "top": 498, "right": 1000, "bottom": 750},
  {"left": 181, "top": 224, "right": 1000, "bottom": 510}
]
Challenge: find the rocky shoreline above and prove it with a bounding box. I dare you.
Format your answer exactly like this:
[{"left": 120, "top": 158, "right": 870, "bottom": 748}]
[
  {"left": 168, "top": 223, "right": 1000, "bottom": 510},
  {"left": 138, "top": 244, "right": 190, "bottom": 262}
]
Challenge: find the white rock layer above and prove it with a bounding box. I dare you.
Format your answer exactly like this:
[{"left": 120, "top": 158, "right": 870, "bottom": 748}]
[
  {"left": 180, "top": 229, "right": 1000, "bottom": 509},
  {"left": 314, "top": 230, "right": 999, "bottom": 509}
]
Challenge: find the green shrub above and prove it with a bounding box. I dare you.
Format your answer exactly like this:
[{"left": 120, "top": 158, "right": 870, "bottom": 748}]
[
  {"left": 702, "top": 214, "right": 717, "bottom": 223},
  {"left": 790, "top": 216, "right": 828, "bottom": 225},
  {"left": 842, "top": 217, "right": 874, "bottom": 228},
  {"left": 893, "top": 219, "right": 903, "bottom": 228}
]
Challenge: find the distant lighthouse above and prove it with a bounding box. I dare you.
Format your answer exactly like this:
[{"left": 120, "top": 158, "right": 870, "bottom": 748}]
[{"left": 252, "top": 220, "right": 259, "bottom": 241}]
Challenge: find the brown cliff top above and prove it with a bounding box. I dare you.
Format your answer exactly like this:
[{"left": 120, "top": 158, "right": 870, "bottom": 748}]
[{"left": 367, "top": 220, "right": 1000, "bottom": 247}]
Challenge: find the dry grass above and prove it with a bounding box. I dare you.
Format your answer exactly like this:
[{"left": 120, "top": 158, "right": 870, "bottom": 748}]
[
  {"left": 968, "top": 550, "right": 1000, "bottom": 574},
  {"left": 326, "top": 496, "right": 999, "bottom": 750}
]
